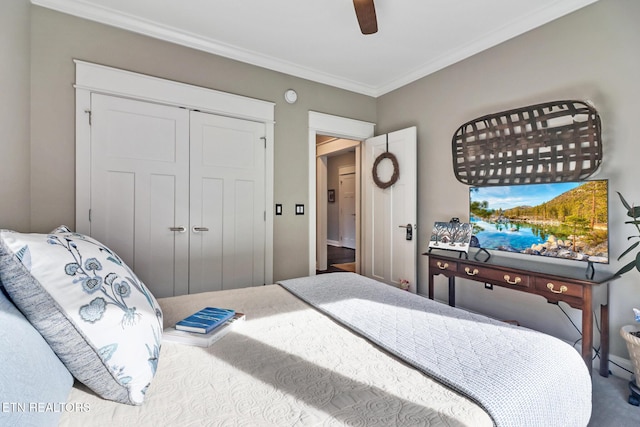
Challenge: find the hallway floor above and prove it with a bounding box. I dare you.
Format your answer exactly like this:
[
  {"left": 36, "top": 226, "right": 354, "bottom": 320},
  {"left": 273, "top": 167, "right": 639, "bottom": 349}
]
[{"left": 317, "top": 245, "right": 355, "bottom": 274}]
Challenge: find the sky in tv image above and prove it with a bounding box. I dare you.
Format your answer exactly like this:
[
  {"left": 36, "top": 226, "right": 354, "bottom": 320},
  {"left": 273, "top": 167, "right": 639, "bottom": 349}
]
[
  {"left": 470, "top": 182, "right": 582, "bottom": 211},
  {"left": 469, "top": 180, "right": 609, "bottom": 264}
]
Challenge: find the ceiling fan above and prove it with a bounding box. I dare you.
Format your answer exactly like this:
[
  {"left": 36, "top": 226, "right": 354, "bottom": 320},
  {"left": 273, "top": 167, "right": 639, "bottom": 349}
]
[{"left": 353, "top": 0, "right": 378, "bottom": 35}]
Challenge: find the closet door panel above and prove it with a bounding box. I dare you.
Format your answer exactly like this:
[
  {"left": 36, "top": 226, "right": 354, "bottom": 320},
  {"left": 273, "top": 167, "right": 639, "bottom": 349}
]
[
  {"left": 231, "top": 179, "right": 254, "bottom": 288},
  {"left": 190, "top": 111, "right": 266, "bottom": 293},
  {"left": 189, "top": 177, "right": 224, "bottom": 294},
  {"left": 91, "top": 94, "right": 190, "bottom": 298},
  {"left": 104, "top": 171, "right": 135, "bottom": 266},
  {"left": 146, "top": 174, "right": 183, "bottom": 297}
]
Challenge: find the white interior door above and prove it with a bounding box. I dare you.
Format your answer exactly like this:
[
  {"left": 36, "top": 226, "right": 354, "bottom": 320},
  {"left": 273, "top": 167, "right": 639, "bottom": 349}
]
[
  {"left": 90, "top": 94, "right": 190, "bottom": 298},
  {"left": 363, "top": 127, "right": 417, "bottom": 292},
  {"left": 189, "top": 111, "right": 266, "bottom": 293},
  {"left": 340, "top": 172, "right": 356, "bottom": 249}
]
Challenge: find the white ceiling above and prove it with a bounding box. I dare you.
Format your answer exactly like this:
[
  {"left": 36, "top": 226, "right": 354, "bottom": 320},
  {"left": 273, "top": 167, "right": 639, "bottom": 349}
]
[{"left": 32, "top": 0, "right": 598, "bottom": 97}]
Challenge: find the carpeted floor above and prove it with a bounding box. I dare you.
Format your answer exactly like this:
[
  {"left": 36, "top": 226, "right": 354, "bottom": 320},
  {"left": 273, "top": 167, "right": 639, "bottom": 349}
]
[{"left": 590, "top": 373, "right": 640, "bottom": 426}]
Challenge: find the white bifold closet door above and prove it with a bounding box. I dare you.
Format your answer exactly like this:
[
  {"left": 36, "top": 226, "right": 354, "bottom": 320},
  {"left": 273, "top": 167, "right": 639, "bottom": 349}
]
[
  {"left": 90, "top": 94, "right": 266, "bottom": 298},
  {"left": 188, "top": 111, "right": 266, "bottom": 294}
]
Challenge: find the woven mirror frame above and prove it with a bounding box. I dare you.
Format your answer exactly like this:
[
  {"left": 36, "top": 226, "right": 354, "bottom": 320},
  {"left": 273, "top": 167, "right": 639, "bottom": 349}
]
[{"left": 452, "top": 100, "right": 602, "bottom": 186}]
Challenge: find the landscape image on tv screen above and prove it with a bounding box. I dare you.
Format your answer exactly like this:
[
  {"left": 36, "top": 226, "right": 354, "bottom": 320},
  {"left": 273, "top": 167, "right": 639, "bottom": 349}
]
[{"left": 469, "top": 180, "right": 609, "bottom": 264}]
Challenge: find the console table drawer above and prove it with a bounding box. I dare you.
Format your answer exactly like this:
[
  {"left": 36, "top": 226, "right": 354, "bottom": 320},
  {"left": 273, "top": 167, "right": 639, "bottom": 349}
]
[
  {"left": 534, "top": 277, "right": 583, "bottom": 298},
  {"left": 430, "top": 258, "right": 457, "bottom": 273},
  {"left": 458, "top": 263, "right": 530, "bottom": 288}
]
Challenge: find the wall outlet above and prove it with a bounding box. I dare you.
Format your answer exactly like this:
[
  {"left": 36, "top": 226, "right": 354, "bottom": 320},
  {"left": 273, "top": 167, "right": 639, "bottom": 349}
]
[{"left": 484, "top": 283, "right": 493, "bottom": 290}]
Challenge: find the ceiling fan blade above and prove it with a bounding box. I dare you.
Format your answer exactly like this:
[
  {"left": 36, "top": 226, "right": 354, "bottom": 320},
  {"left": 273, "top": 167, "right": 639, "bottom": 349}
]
[{"left": 353, "top": 0, "right": 378, "bottom": 35}]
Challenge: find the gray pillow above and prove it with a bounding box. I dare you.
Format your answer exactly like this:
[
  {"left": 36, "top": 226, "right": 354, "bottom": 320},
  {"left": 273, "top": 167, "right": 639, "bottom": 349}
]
[{"left": 0, "top": 285, "right": 74, "bottom": 426}]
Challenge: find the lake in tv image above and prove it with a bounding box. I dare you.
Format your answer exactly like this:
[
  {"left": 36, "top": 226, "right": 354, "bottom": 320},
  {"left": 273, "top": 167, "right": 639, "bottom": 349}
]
[{"left": 469, "top": 180, "right": 609, "bottom": 264}]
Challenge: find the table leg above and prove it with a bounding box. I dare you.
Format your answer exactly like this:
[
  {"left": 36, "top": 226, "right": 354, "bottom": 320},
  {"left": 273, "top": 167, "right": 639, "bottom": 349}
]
[
  {"left": 429, "top": 274, "right": 434, "bottom": 300},
  {"left": 582, "top": 288, "right": 594, "bottom": 375},
  {"left": 600, "top": 303, "right": 609, "bottom": 377},
  {"left": 448, "top": 276, "right": 455, "bottom": 307}
]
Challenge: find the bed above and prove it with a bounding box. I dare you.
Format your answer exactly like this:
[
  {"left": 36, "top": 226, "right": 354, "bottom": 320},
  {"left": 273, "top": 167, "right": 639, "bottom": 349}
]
[
  {"left": 0, "top": 228, "right": 591, "bottom": 426},
  {"left": 58, "top": 273, "right": 590, "bottom": 427},
  {"left": 57, "top": 280, "right": 492, "bottom": 426}
]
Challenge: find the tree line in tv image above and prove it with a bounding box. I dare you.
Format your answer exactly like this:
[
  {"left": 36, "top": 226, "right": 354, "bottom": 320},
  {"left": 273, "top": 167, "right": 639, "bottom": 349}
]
[{"left": 469, "top": 180, "right": 608, "bottom": 264}]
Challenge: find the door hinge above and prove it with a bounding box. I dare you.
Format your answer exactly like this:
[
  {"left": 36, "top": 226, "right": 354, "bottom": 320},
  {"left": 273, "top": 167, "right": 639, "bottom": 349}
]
[
  {"left": 84, "top": 109, "right": 92, "bottom": 125},
  {"left": 264, "top": 211, "right": 266, "bottom": 221}
]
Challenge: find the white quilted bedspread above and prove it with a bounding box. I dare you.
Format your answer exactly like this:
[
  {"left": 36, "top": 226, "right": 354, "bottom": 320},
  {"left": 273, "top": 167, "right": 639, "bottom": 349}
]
[
  {"left": 279, "top": 273, "right": 592, "bottom": 427},
  {"left": 59, "top": 282, "right": 492, "bottom": 426}
]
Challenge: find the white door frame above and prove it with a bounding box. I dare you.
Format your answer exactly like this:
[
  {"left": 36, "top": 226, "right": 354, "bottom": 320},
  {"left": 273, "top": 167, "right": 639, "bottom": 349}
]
[
  {"left": 74, "top": 60, "right": 275, "bottom": 285},
  {"left": 308, "top": 112, "right": 375, "bottom": 276}
]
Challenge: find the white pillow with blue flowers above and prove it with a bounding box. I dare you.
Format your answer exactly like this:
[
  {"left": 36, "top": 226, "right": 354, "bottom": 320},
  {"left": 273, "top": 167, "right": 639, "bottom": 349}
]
[{"left": 0, "top": 228, "right": 163, "bottom": 405}]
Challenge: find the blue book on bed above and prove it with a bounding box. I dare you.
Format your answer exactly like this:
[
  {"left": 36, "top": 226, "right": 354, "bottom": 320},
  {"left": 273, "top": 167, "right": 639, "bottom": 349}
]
[{"left": 175, "top": 307, "right": 236, "bottom": 334}]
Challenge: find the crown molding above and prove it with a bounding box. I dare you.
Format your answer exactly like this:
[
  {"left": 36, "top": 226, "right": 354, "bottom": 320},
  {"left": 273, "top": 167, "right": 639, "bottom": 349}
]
[
  {"left": 32, "top": 0, "right": 598, "bottom": 98},
  {"left": 31, "top": 0, "right": 380, "bottom": 96}
]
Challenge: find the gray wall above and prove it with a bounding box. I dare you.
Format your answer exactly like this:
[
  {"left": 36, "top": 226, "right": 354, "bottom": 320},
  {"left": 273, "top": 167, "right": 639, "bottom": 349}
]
[
  {"left": 28, "top": 6, "right": 376, "bottom": 282},
  {"left": 377, "top": 0, "right": 640, "bottom": 359},
  {"left": 0, "top": 0, "right": 31, "bottom": 232}
]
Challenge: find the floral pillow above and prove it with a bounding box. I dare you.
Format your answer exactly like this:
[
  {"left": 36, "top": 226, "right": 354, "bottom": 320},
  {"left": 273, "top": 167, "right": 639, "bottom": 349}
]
[{"left": 0, "top": 228, "right": 163, "bottom": 405}]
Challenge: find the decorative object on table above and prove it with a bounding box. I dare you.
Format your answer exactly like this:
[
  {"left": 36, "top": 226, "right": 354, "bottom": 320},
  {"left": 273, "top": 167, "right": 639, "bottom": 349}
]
[
  {"left": 164, "top": 312, "right": 245, "bottom": 347},
  {"left": 328, "top": 189, "right": 335, "bottom": 203},
  {"left": 470, "top": 234, "right": 491, "bottom": 262},
  {"left": 428, "top": 220, "right": 472, "bottom": 257},
  {"left": 452, "top": 100, "right": 602, "bottom": 186},
  {"left": 614, "top": 192, "right": 640, "bottom": 404},
  {"left": 175, "top": 307, "right": 235, "bottom": 334}
]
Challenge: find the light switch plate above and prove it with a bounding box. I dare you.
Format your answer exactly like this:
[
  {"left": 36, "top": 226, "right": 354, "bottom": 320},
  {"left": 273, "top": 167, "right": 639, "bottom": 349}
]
[
  {"left": 275, "top": 204, "right": 282, "bottom": 215},
  {"left": 295, "top": 204, "right": 304, "bottom": 215}
]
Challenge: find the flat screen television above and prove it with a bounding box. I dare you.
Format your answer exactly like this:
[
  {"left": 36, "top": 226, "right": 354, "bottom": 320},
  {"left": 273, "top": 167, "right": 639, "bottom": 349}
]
[{"left": 469, "top": 180, "right": 609, "bottom": 264}]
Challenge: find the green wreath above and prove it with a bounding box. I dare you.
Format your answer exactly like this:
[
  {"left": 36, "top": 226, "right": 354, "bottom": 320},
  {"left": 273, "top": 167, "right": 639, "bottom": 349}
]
[{"left": 372, "top": 152, "right": 399, "bottom": 189}]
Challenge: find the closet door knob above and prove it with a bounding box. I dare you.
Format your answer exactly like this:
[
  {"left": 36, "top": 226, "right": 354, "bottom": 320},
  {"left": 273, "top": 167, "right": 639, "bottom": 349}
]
[{"left": 192, "top": 226, "right": 209, "bottom": 233}]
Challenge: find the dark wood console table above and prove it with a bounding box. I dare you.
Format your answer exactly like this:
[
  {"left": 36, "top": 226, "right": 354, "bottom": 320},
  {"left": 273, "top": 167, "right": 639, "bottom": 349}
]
[{"left": 425, "top": 250, "right": 615, "bottom": 376}]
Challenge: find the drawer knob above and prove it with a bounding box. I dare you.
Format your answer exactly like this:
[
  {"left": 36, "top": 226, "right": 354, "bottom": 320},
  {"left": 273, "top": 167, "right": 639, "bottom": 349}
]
[
  {"left": 503, "top": 275, "right": 521, "bottom": 285},
  {"left": 546, "top": 283, "right": 568, "bottom": 294},
  {"left": 436, "top": 261, "right": 449, "bottom": 270},
  {"left": 465, "top": 267, "right": 479, "bottom": 276}
]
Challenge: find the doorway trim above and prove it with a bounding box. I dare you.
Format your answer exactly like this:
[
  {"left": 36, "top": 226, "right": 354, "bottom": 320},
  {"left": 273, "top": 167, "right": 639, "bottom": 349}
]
[{"left": 308, "top": 112, "right": 375, "bottom": 276}]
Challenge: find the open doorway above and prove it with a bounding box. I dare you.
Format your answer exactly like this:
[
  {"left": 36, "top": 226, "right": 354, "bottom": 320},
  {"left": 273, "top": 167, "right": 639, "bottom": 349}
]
[
  {"left": 307, "top": 111, "right": 375, "bottom": 277},
  {"left": 316, "top": 135, "right": 359, "bottom": 274}
]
